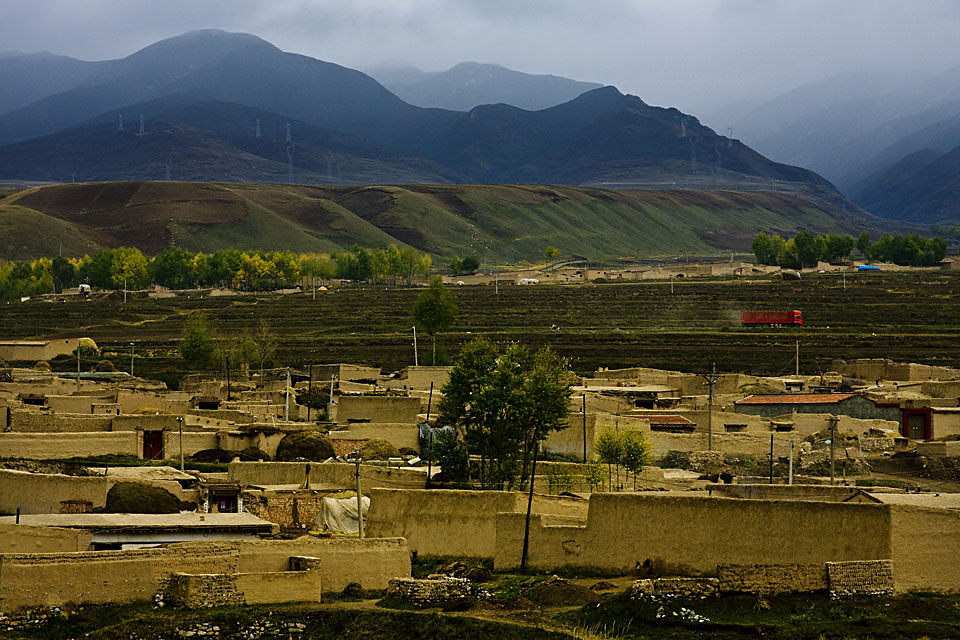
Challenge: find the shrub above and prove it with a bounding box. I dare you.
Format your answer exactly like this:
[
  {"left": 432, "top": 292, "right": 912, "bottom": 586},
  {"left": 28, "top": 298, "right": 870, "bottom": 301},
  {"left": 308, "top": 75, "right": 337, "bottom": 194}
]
[
  {"left": 95, "top": 359, "right": 115, "bottom": 372},
  {"left": 33, "top": 360, "right": 51, "bottom": 371},
  {"left": 103, "top": 482, "right": 192, "bottom": 514},
  {"left": 275, "top": 431, "right": 335, "bottom": 461},
  {"left": 359, "top": 439, "right": 400, "bottom": 461}
]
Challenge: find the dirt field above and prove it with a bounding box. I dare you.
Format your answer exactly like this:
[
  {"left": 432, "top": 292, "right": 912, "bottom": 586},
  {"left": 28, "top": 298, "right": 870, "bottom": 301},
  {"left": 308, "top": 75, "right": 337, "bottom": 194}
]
[{"left": 3, "top": 271, "right": 959, "bottom": 383}]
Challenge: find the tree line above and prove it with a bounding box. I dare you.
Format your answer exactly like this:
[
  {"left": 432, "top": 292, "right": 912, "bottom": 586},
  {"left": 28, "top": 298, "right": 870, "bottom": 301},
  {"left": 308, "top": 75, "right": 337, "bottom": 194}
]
[
  {"left": 0, "top": 244, "right": 432, "bottom": 302},
  {"left": 752, "top": 231, "right": 947, "bottom": 268}
]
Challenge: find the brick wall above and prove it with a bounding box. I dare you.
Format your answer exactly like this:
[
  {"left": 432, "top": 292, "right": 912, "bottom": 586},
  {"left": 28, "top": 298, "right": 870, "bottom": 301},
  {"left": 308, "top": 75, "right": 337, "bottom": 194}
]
[{"left": 242, "top": 492, "right": 326, "bottom": 530}]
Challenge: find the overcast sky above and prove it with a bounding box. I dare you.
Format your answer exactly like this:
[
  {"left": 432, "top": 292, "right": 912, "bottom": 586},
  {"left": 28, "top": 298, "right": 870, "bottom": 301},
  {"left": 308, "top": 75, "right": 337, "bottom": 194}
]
[{"left": 3, "top": 0, "right": 959, "bottom": 121}]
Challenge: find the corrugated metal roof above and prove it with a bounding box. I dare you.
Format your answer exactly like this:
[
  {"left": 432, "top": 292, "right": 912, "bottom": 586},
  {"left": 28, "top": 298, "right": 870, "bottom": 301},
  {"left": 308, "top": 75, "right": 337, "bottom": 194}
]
[{"left": 736, "top": 393, "right": 856, "bottom": 405}]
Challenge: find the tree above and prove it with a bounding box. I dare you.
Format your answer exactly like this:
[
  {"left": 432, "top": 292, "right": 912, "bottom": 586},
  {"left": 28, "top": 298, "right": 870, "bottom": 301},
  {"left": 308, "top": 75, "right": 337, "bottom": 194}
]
[
  {"left": 110, "top": 247, "right": 149, "bottom": 289},
  {"left": 751, "top": 232, "right": 776, "bottom": 266},
  {"left": 595, "top": 427, "right": 624, "bottom": 491},
  {"left": 51, "top": 256, "right": 75, "bottom": 293},
  {"left": 545, "top": 246, "right": 560, "bottom": 259},
  {"left": 412, "top": 276, "right": 458, "bottom": 365},
  {"left": 179, "top": 313, "right": 219, "bottom": 369},
  {"left": 438, "top": 338, "right": 572, "bottom": 489},
  {"left": 620, "top": 428, "right": 652, "bottom": 490},
  {"left": 252, "top": 318, "right": 278, "bottom": 383},
  {"left": 857, "top": 232, "right": 872, "bottom": 258},
  {"left": 149, "top": 246, "right": 193, "bottom": 289}
]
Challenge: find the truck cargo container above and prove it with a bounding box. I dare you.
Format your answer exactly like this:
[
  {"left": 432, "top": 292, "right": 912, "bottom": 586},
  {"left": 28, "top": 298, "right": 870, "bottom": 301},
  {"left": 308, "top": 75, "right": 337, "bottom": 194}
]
[{"left": 740, "top": 310, "right": 803, "bottom": 326}]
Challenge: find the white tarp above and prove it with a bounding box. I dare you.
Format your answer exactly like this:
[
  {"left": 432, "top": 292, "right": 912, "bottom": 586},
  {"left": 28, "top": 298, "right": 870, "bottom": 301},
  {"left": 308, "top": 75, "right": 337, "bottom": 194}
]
[{"left": 319, "top": 496, "right": 370, "bottom": 534}]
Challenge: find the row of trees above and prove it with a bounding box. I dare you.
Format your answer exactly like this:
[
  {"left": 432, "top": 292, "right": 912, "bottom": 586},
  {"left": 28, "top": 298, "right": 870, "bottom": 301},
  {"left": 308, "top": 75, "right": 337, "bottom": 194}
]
[
  {"left": 753, "top": 231, "right": 947, "bottom": 268},
  {"left": 0, "top": 244, "right": 434, "bottom": 301}
]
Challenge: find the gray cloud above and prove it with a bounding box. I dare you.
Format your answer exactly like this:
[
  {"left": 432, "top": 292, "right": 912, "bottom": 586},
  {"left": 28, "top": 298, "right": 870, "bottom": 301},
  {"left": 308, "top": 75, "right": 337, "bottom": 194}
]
[{"left": 2, "top": 0, "right": 958, "bottom": 121}]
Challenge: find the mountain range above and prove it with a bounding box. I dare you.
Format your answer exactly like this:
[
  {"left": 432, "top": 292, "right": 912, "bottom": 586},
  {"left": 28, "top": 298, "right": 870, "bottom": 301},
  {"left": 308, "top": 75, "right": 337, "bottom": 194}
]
[
  {"left": 723, "top": 68, "right": 960, "bottom": 224},
  {"left": 366, "top": 62, "right": 603, "bottom": 112},
  {"left": 0, "top": 29, "right": 842, "bottom": 204}
]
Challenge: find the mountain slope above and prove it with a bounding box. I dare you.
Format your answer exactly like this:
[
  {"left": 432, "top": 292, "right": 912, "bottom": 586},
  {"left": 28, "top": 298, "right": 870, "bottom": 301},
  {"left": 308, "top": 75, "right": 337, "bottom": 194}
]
[
  {"left": 0, "top": 181, "right": 883, "bottom": 261},
  {"left": 368, "top": 62, "right": 602, "bottom": 111},
  {"left": 856, "top": 146, "right": 960, "bottom": 224}
]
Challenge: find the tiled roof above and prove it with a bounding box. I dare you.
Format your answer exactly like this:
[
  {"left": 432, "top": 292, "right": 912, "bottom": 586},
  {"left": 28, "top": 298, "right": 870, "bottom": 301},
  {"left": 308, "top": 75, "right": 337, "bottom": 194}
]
[{"left": 736, "top": 393, "right": 856, "bottom": 405}]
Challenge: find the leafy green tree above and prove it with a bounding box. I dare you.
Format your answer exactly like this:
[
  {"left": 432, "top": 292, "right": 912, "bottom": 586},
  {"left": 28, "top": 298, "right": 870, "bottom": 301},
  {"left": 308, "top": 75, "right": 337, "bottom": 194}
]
[
  {"left": 595, "top": 427, "right": 624, "bottom": 491},
  {"left": 179, "top": 313, "right": 219, "bottom": 369},
  {"left": 583, "top": 458, "right": 605, "bottom": 492},
  {"left": 438, "top": 338, "right": 571, "bottom": 489},
  {"left": 83, "top": 249, "right": 115, "bottom": 289},
  {"left": 792, "top": 231, "right": 819, "bottom": 269},
  {"left": 751, "top": 232, "right": 776, "bottom": 265},
  {"left": 110, "top": 247, "right": 149, "bottom": 289},
  {"left": 857, "top": 232, "right": 872, "bottom": 258},
  {"left": 209, "top": 249, "right": 243, "bottom": 287},
  {"left": 620, "top": 428, "right": 652, "bottom": 489},
  {"left": 545, "top": 246, "right": 560, "bottom": 259},
  {"left": 412, "top": 276, "right": 458, "bottom": 365},
  {"left": 51, "top": 256, "right": 76, "bottom": 293},
  {"left": 822, "top": 233, "right": 855, "bottom": 263},
  {"left": 149, "top": 246, "right": 193, "bottom": 289}
]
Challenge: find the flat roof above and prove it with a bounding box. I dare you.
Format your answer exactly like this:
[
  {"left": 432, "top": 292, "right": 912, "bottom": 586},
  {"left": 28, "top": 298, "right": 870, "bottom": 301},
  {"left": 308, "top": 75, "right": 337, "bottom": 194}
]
[
  {"left": 641, "top": 415, "right": 695, "bottom": 424},
  {"left": 866, "top": 493, "right": 960, "bottom": 509},
  {"left": 89, "top": 466, "right": 197, "bottom": 482},
  {"left": 0, "top": 512, "right": 276, "bottom": 531},
  {"left": 737, "top": 393, "right": 856, "bottom": 405}
]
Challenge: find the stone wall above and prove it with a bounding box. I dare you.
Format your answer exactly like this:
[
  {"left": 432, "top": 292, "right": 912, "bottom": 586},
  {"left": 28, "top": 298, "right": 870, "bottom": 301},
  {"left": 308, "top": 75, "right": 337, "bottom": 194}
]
[
  {"left": 0, "top": 524, "right": 93, "bottom": 553},
  {"left": 717, "top": 563, "right": 827, "bottom": 594},
  {"left": 242, "top": 491, "right": 327, "bottom": 530},
  {"left": 384, "top": 577, "right": 474, "bottom": 606},
  {"left": 335, "top": 396, "right": 419, "bottom": 423},
  {"left": 0, "top": 469, "right": 114, "bottom": 514},
  {"left": 0, "top": 537, "right": 408, "bottom": 612},
  {"left": 0, "top": 431, "right": 138, "bottom": 459},
  {"left": 227, "top": 461, "right": 427, "bottom": 490},
  {"left": 166, "top": 571, "right": 321, "bottom": 608},
  {"left": 826, "top": 560, "right": 894, "bottom": 598},
  {"left": 8, "top": 411, "right": 114, "bottom": 433}
]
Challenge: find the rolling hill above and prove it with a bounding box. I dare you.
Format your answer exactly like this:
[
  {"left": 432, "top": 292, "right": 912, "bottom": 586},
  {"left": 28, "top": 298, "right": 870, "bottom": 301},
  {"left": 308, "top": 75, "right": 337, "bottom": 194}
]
[
  {"left": 855, "top": 145, "right": 960, "bottom": 224},
  {"left": 0, "top": 181, "right": 882, "bottom": 261}
]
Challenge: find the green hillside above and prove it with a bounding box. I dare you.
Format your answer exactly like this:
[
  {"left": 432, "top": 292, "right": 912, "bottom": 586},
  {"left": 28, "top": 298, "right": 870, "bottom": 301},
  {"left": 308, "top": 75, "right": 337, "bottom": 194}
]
[{"left": 0, "top": 180, "right": 880, "bottom": 261}]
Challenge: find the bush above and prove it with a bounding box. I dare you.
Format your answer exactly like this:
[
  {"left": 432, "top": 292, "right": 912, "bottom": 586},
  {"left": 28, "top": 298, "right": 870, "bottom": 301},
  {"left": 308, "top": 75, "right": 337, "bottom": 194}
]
[
  {"left": 360, "top": 439, "right": 400, "bottom": 460},
  {"left": 275, "top": 431, "right": 335, "bottom": 461},
  {"left": 103, "top": 482, "right": 192, "bottom": 514},
  {"left": 33, "top": 360, "right": 51, "bottom": 371},
  {"left": 95, "top": 359, "right": 115, "bottom": 372}
]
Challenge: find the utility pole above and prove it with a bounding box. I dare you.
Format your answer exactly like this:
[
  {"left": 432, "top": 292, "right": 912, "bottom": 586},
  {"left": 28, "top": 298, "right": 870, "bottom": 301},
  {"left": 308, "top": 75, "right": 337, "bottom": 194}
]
[
  {"left": 177, "top": 416, "right": 184, "bottom": 471},
  {"left": 788, "top": 437, "right": 794, "bottom": 485},
  {"left": 426, "top": 382, "right": 434, "bottom": 422},
  {"left": 123, "top": 278, "right": 127, "bottom": 304},
  {"left": 582, "top": 393, "right": 588, "bottom": 463},
  {"left": 225, "top": 356, "right": 231, "bottom": 401},
  {"left": 412, "top": 326, "right": 419, "bottom": 367},
  {"left": 700, "top": 363, "right": 718, "bottom": 450},
  {"left": 795, "top": 340, "right": 800, "bottom": 377},
  {"left": 769, "top": 434, "right": 774, "bottom": 484},
  {"left": 129, "top": 342, "right": 135, "bottom": 377},
  {"left": 306, "top": 366, "right": 313, "bottom": 422},
  {"left": 830, "top": 416, "right": 838, "bottom": 485},
  {"left": 284, "top": 367, "right": 291, "bottom": 422},
  {"left": 355, "top": 455, "right": 364, "bottom": 538},
  {"left": 76, "top": 343, "right": 81, "bottom": 393},
  {"left": 328, "top": 373, "right": 335, "bottom": 421},
  {"left": 520, "top": 442, "right": 539, "bottom": 570}
]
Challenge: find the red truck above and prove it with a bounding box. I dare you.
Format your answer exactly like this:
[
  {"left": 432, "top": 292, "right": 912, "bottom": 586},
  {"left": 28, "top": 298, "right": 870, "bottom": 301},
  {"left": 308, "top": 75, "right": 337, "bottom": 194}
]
[{"left": 740, "top": 310, "right": 804, "bottom": 326}]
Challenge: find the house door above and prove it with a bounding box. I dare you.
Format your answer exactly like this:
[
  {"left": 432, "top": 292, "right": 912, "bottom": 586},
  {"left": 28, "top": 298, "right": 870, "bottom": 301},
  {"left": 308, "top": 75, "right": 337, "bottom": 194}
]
[
  {"left": 906, "top": 413, "right": 927, "bottom": 440},
  {"left": 143, "top": 430, "right": 164, "bottom": 460}
]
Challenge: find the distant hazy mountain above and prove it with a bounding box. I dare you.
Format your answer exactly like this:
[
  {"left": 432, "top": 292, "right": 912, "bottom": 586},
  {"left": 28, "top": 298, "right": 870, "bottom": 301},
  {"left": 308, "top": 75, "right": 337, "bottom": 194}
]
[
  {"left": 726, "top": 68, "right": 960, "bottom": 193},
  {"left": 855, "top": 145, "right": 960, "bottom": 224},
  {"left": 0, "top": 29, "right": 844, "bottom": 202},
  {"left": 368, "top": 61, "right": 603, "bottom": 111}
]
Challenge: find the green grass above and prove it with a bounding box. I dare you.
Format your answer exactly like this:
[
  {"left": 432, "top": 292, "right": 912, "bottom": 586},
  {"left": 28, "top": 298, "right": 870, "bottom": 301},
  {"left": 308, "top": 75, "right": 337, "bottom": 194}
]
[{"left": 0, "top": 181, "right": 877, "bottom": 262}]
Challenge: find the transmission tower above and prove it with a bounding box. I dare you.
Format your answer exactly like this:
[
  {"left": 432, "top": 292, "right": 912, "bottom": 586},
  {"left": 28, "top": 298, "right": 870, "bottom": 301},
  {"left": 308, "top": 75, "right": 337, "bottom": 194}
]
[
  {"left": 285, "top": 123, "right": 295, "bottom": 184},
  {"left": 164, "top": 158, "right": 172, "bottom": 181},
  {"left": 118, "top": 114, "right": 124, "bottom": 131},
  {"left": 680, "top": 117, "right": 688, "bottom": 137},
  {"left": 137, "top": 114, "right": 144, "bottom": 137},
  {"left": 255, "top": 119, "right": 261, "bottom": 138},
  {"left": 689, "top": 137, "right": 697, "bottom": 174}
]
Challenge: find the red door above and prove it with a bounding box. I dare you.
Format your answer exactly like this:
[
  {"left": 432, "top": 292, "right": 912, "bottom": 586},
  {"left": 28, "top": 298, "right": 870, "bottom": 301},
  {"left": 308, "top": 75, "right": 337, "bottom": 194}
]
[{"left": 143, "top": 430, "right": 164, "bottom": 460}]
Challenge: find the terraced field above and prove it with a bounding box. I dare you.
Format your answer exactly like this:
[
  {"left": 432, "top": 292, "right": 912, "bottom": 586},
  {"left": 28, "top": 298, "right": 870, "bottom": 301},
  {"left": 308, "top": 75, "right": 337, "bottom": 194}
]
[{"left": 3, "top": 271, "right": 959, "bottom": 384}]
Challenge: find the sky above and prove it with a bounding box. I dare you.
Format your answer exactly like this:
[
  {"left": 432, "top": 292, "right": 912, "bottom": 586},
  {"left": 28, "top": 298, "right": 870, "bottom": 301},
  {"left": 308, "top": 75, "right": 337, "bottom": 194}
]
[{"left": 3, "top": 0, "right": 959, "bottom": 121}]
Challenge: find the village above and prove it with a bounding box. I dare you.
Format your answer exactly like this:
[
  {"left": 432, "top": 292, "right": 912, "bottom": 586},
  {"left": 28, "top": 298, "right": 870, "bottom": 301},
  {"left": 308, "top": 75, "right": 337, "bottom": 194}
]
[{"left": 1, "top": 313, "right": 959, "bottom": 634}]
